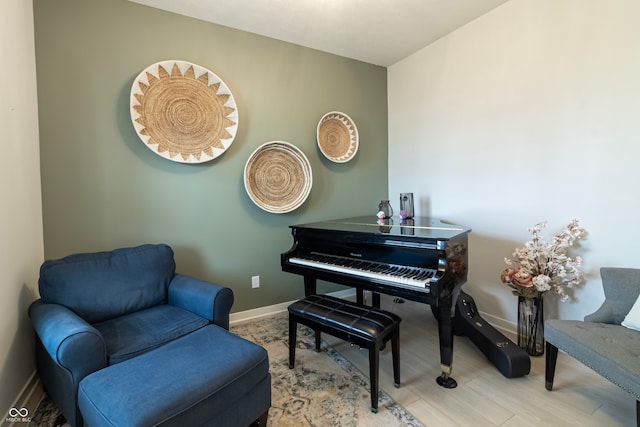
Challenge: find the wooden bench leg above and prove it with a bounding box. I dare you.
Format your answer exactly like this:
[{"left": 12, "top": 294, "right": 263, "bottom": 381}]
[
  {"left": 315, "top": 329, "right": 321, "bottom": 352},
  {"left": 249, "top": 409, "right": 269, "bottom": 426},
  {"left": 289, "top": 316, "right": 297, "bottom": 369},
  {"left": 392, "top": 328, "right": 400, "bottom": 388},
  {"left": 368, "top": 343, "right": 380, "bottom": 413},
  {"left": 545, "top": 341, "right": 558, "bottom": 391}
]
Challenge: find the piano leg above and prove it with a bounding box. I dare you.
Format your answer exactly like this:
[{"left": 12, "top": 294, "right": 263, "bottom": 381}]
[{"left": 436, "top": 298, "right": 458, "bottom": 389}]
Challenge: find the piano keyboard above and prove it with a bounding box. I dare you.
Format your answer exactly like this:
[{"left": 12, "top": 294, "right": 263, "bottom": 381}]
[{"left": 288, "top": 252, "right": 435, "bottom": 291}]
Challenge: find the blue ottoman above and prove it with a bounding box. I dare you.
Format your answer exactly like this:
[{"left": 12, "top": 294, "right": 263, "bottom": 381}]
[{"left": 78, "top": 325, "right": 271, "bottom": 427}]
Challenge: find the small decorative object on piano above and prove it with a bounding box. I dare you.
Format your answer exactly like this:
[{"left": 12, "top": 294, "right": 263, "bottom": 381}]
[
  {"left": 399, "top": 193, "right": 414, "bottom": 218},
  {"left": 500, "top": 219, "right": 587, "bottom": 356},
  {"left": 377, "top": 218, "right": 393, "bottom": 232},
  {"left": 377, "top": 200, "right": 393, "bottom": 219}
]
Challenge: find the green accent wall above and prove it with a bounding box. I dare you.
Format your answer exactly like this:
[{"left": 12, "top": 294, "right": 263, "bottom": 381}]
[{"left": 33, "top": 0, "right": 388, "bottom": 312}]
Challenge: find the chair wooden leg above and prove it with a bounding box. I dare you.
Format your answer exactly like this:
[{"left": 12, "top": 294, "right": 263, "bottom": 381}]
[
  {"left": 636, "top": 400, "right": 639, "bottom": 427},
  {"left": 314, "top": 329, "right": 321, "bottom": 352},
  {"left": 289, "top": 317, "right": 297, "bottom": 369},
  {"left": 545, "top": 341, "right": 558, "bottom": 391}
]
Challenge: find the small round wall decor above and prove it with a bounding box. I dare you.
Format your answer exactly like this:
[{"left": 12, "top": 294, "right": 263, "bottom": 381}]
[
  {"left": 244, "top": 141, "right": 313, "bottom": 214},
  {"left": 317, "top": 111, "right": 358, "bottom": 163},
  {"left": 130, "top": 60, "right": 239, "bottom": 163}
]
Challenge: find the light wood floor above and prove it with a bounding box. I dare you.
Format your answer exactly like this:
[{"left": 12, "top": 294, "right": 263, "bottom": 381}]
[{"left": 322, "top": 294, "right": 635, "bottom": 427}]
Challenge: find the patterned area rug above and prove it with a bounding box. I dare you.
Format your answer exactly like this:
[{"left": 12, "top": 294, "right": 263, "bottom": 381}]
[
  {"left": 233, "top": 313, "right": 422, "bottom": 427},
  {"left": 28, "top": 397, "right": 68, "bottom": 427},
  {"left": 30, "top": 313, "right": 422, "bottom": 427}
]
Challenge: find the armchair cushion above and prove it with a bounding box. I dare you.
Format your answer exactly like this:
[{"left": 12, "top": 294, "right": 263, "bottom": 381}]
[
  {"left": 38, "top": 244, "right": 176, "bottom": 323},
  {"left": 93, "top": 305, "right": 208, "bottom": 365}
]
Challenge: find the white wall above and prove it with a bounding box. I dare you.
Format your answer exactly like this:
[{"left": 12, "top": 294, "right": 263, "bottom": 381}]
[
  {"left": 388, "top": 0, "right": 640, "bottom": 327},
  {"left": 0, "top": 0, "right": 44, "bottom": 415}
]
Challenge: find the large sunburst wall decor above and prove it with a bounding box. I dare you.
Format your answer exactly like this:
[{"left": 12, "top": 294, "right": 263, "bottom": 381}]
[{"left": 130, "top": 60, "right": 239, "bottom": 163}]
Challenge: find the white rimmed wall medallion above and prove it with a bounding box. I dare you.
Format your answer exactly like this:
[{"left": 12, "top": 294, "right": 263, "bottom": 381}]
[
  {"left": 244, "top": 141, "right": 312, "bottom": 214},
  {"left": 316, "top": 111, "right": 359, "bottom": 163},
  {"left": 130, "top": 60, "right": 238, "bottom": 163}
]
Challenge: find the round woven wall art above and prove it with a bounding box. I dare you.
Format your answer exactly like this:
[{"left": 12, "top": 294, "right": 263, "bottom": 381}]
[
  {"left": 244, "top": 141, "right": 313, "bottom": 214},
  {"left": 130, "top": 60, "right": 238, "bottom": 163},
  {"left": 316, "top": 111, "right": 358, "bottom": 163}
]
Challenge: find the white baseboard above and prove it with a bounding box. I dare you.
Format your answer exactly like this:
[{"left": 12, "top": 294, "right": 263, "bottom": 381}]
[
  {"left": 2, "top": 371, "right": 42, "bottom": 427},
  {"left": 229, "top": 289, "right": 356, "bottom": 325},
  {"left": 478, "top": 310, "right": 518, "bottom": 340},
  {"left": 229, "top": 290, "right": 518, "bottom": 340}
]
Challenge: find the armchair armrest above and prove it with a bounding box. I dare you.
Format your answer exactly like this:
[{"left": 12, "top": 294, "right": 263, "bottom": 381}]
[
  {"left": 29, "top": 299, "right": 107, "bottom": 375},
  {"left": 168, "top": 274, "right": 234, "bottom": 329}
]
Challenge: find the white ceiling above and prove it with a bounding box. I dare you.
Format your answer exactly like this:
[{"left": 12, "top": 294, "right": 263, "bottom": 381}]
[{"left": 129, "top": 0, "right": 509, "bottom": 67}]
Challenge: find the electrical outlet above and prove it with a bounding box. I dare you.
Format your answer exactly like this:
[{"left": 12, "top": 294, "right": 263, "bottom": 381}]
[{"left": 251, "top": 275, "right": 260, "bottom": 288}]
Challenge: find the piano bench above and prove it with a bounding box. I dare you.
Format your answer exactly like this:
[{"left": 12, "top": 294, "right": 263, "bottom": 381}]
[{"left": 287, "top": 294, "right": 401, "bottom": 413}]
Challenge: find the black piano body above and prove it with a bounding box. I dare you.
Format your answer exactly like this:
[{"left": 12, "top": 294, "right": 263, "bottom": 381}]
[{"left": 281, "top": 216, "right": 471, "bottom": 388}]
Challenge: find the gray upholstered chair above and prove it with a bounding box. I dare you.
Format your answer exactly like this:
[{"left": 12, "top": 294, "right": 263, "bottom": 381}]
[{"left": 545, "top": 267, "right": 640, "bottom": 426}]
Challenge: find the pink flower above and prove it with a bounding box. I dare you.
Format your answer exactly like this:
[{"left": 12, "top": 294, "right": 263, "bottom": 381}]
[
  {"left": 512, "top": 270, "right": 533, "bottom": 287},
  {"left": 501, "top": 268, "right": 516, "bottom": 283},
  {"left": 501, "top": 219, "right": 586, "bottom": 301}
]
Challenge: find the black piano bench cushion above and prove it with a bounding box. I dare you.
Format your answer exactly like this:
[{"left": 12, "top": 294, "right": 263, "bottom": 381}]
[
  {"left": 289, "top": 294, "right": 401, "bottom": 346},
  {"left": 288, "top": 294, "right": 401, "bottom": 413}
]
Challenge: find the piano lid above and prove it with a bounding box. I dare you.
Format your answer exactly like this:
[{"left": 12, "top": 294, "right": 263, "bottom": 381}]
[{"left": 291, "top": 216, "right": 471, "bottom": 240}]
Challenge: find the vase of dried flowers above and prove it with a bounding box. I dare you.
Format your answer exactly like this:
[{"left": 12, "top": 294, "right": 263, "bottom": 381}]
[
  {"left": 517, "top": 295, "right": 544, "bottom": 356},
  {"left": 501, "top": 219, "right": 587, "bottom": 356}
]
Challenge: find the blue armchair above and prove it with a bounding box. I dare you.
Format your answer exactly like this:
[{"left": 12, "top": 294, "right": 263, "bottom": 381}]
[{"left": 29, "top": 244, "right": 235, "bottom": 426}]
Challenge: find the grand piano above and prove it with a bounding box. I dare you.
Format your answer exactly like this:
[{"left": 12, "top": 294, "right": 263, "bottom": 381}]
[{"left": 281, "top": 215, "right": 471, "bottom": 388}]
